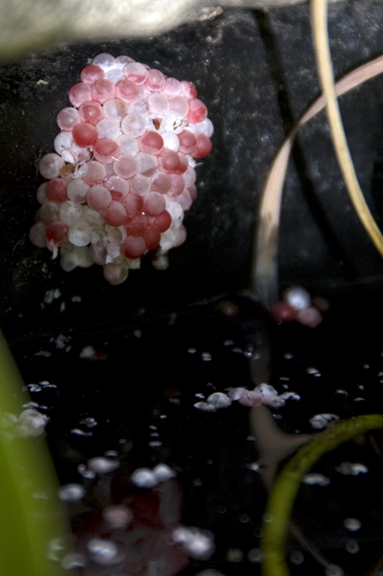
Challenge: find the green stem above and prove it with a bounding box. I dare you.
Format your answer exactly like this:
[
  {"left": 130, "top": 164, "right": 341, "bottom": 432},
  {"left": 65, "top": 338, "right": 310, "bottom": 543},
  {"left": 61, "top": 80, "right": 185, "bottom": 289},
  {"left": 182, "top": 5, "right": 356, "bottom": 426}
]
[
  {"left": 261, "top": 415, "right": 383, "bottom": 576},
  {"left": 0, "top": 332, "right": 69, "bottom": 576}
]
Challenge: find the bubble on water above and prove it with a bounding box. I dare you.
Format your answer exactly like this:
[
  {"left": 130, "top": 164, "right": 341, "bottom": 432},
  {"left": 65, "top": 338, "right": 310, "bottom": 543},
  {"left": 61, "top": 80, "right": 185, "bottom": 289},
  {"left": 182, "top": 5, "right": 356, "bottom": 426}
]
[
  {"left": 246, "top": 462, "right": 260, "bottom": 471},
  {"left": 344, "top": 518, "right": 361, "bottom": 532},
  {"left": 22, "top": 401, "right": 42, "bottom": 409},
  {"left": 48, "top": 537, "right": 66, "bottom": 561},
  {"left": 309, "top": 413, "right": 339, "bottom": 429},
  {"left": 346, "top": 539, "right": 359, "bottom": 554},
  {"left": 103, "top": 505, "right": 133, "bottom": 528},
  {"left": 194, "top": 401, "right": 216, "bottom": 412},
  {"left": 78, "top": 463, "right": 96, "bottom": 479},
  {"left": 79, "top": 345, "right": 95, "bottom": 359},
  {"left": 206, "top": 392, "right": 231, "bottom": 409},
  {"left": 61, "top": 553, "right": 87, "bottom": 569},
  {"left": 105, "top": 449, "right": 118, "bottom": 457},
  {"left": 302, "top": 473, "right": 330, "bottom": 486},
  {"left": 87, "top": 538, "right": 121, "bottom": 566},
  {"left": 172, "top": 526, "right": 214, "bottom": 559},
  {"left": 279, "top": 391, "right": 300, "bottom": 401},
  {"left": 306, "top": 367, "right": 321, "bottom": 376},
  {"left": 131, "top": 468, "right": 157, "bottom": 488},
  {"left": 18, "top": 409, "right": 49, "bottom": 436},
  {"left": 70, "top": 428, "right": 93, "bottom": 437},
  {"left": 336, "top": 462, "right": 368, "bottom": 475},
  {"left": 290, "top": 551, "right": 304, "bottom": 565},
  {"left": 195, "top": 391, "right": 232, "bottom": 412},
  {"left": 44, "top": 288, "right": 61, "bottom": 304},
  {"left": 58, "top": 483, "right": 85, "bottom": 502},
  {"left": 226, "top": 548, "right": 243, "bottom": 562},
  {"left": 27, "top": 384, "right": 42, "bottom": 392},
  {"left": 88, "top": 456, "right": 120, "bottom": 474},
  {"left": 248, "top": 548, "right": 263, "bottom": 563},
  {"left": 153, "top": 463, "right": 176, "bottom": 482},
  {"left": 40, "top": 380, "right": 57, "bottom": 389},
  {"left": 54, "top": 334, "right": 71, "bottom": 349},
  {"left": 80, "top": 417, "right": 98, "bottom": 428},
  {"left": 244, "top": 344, "right": 254, "bottom": 358}
]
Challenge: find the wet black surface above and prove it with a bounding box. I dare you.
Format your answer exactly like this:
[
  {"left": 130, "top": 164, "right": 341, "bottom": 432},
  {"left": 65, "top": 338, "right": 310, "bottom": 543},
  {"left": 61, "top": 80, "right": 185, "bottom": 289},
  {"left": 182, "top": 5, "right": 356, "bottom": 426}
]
[
  {"left": 2, "top": 3, "right": 383, "bottom": 343},
  {"left": 10, "top": 291, "right": 383, "bottom": 576}
]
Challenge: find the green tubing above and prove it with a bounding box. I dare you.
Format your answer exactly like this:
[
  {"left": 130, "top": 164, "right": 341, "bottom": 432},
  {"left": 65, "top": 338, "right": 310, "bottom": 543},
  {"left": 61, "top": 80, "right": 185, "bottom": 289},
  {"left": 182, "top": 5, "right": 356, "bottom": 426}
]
[
  {"left": 0, "top": 332, "right": 68, "bottom": 576},
  {"left": 261, "top": 414, "right": 383, "bottom": 576}
]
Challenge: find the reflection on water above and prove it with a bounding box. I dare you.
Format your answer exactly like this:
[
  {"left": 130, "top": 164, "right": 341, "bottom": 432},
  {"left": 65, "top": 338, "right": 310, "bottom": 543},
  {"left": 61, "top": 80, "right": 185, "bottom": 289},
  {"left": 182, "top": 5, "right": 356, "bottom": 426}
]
[
  {"left": 9, "top": 293, "right": 383, "bottom": 575},
  {"left": 60, "top": 474, "right": 190, "bottom": 575}
]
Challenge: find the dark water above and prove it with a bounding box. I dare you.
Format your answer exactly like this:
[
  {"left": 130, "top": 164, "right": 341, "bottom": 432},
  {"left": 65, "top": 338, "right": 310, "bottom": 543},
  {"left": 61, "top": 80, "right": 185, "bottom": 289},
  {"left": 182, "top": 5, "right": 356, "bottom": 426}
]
[{"left": 10, "top": 291, "right": 383, "bottom": 576}]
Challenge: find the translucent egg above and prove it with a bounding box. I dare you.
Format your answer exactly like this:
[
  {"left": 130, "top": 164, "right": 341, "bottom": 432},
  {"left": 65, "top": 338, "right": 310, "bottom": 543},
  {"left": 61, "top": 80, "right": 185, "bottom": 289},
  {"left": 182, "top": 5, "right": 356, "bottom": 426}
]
[
  {"left": 92, "top": 53, "right": 116, "bottom": 71},
  {"left": 60, "top": 244, "right": 93, "bottom": 270},
  {"left": 121, "top": 112, "right": 146, "bottom": 137},
  {"left": 59, "top": 201, "right": 84, "bottom": 226},
  {"left": 96, "top": 118, "right": 120, "bottom": 140},
  {"left": 68, "top": 221, "right": 93, "bottom": 246},
  {"left": 136, "top": 152, "right": 158, "bottom": 177},
  {"left": 39, "top": 153, "right": 65, "bottom": 179},
  {"left": 54, "top": 131, "right": 73, "bottom": 155}
]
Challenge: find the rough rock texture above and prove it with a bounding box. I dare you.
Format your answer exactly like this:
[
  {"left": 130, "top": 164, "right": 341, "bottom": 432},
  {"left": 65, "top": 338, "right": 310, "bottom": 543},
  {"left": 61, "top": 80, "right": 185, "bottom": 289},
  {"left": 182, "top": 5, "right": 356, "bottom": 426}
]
[{"left": 1, "top": 2, "right": 383, "bottom": 343}]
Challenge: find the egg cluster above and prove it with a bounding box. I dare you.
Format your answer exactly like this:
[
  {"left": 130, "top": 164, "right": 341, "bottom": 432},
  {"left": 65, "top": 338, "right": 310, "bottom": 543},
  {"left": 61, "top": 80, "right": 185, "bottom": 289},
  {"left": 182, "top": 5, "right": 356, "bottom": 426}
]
[
  {"left": 29, "top": 53, "right": 213, "bottom": 285},
  {"left": 271, "top": 286, "right": 325, "bottom": 327}
]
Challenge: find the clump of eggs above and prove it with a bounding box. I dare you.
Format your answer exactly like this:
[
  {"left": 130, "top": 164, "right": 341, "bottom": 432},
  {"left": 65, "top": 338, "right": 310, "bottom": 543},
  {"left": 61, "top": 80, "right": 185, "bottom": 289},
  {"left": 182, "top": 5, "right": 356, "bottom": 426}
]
[
  {"left": 271, "top": 286, "right": 326, "bottom": 327},
  {"left": 29, "top": 53, "right": 213, "bottom": 285}
]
